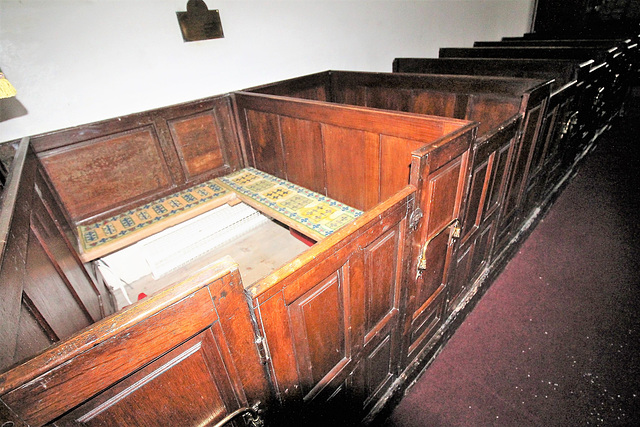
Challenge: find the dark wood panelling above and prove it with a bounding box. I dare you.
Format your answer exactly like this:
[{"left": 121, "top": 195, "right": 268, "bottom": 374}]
[
  {"left": 412, "top": 90, "right": 458, "bottom": 117},
  {"left": 425, "top": 158, "right": 464, "bottom": 237},
  {"left": 1, "top": 259, "right": 267, "bottom": 427},
  {"left": 380, "top": 136, "right": 424, "bottom": 201},
  {"left": 364, "top": 229, "right": 399, "bottom": 334},
  {"left": 289, "top": 271, "right": 348, "bottom": 397},
  {"left": 323, "top": 125, "right": 380, "bottom": 210},
  {"left": 243, "top": 109, "right": 286, "bottom": 178},
  {"left": 498, "top": 104, "right": 544, "bottom": 248},
  {"left": 39, "top": 127, "right": 173, "bottom": 222},
  {"left": 403, "top": 132, "right": 472, "bottom": 364},
  {"left": 56, "top": 328, "right": 239, "bottom": 426},
  {"left": 168, "top": 111, "right": 226, "bottom": 179},
  {"left": 279, "top": 116, "right": 326, "bottom": 194},
  {"left": 465, "top": 95, "right": 520, "bottom": 135}
]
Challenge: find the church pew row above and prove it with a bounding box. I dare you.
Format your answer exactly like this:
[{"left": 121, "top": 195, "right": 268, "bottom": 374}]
[{"left": 1, "top": 38, "right": 636, "bottom": 426}]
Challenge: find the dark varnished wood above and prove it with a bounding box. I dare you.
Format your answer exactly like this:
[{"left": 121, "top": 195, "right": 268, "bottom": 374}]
[
  {"left": 0, "top": 139, "right": 110, "bottom": 381},
  {"left": 1, "top": 41, "right": 635, "bottom": 425},
  {"left": 235, "top": 91, "right": 473, "bottom": 211},
  {"left": 0, "top": 257, "right": 269, "bottom": 426},
  {"left": 32, "top": 95, "right": 243, "bottom": 225}
]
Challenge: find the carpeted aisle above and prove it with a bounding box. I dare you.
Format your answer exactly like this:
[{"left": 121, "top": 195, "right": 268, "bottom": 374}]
[{"left": 382, "top": 99, "right": 640, "bottom": 426}]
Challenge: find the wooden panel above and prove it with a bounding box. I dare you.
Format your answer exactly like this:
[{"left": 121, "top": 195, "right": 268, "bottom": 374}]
[
  {"left": 502, "top": 105, "right": 543, "bottom": 223},
  {"left": 412, "top": 91, "right": 458, "bottom": 117},
  {"left": 289, "top": 271, "right": 348, "bottom": 396},
  {"left": 243, "top": 109, "right": 286, "bottom": 178},
  {"left": 168, "top": 111, "right": 226, "bottom": 179},
  {"left": 466, "top": 95, "right": 520, "bottom": 135},
  {"left": 365, "top": 335, "right": 394, "bottom": 403},
  {"left": 279, "top": 116, "right": 326, "bottom": 194},
  {"left": 31, "top": 188, "right": 102, "bottom": 323},
  {"left": 323, "top": 125, "right": 380, "bottom": 210},
  {"left": 0, "top": 141, "right": 36, "bottom": 370},
  {"left": 425, "top": 158, "right": 464, "bottom": 237},
  {"left": 3, "top": 287, "right": 216, "bottom": 425},
  {"left": 407, "top": 286, "right": 447, "bottom": 358},
  {"left": 56, "top": 328, "right": 240, "bottom": 426},
  {"left": 364, "top": 87, "right": 412, "bottom": 112},
  {"left": 461, "top": 157, "right": 491, "bottom": 240},
  {"left": 485, "top": 140, "right": 514, "bottom": 216},
  {"left": 39, "top": 127, "right": 172, "bottom": 222},
  {"left": 448, "top": 242, "right": 474, "bottom": 310},
  {"left": 380, "top": 136, "right": 424, "bottom": 201},
  {"left": 0, "top": 258, "right": 266, "bottom": 427},
  {"left": 364, "top": 228, "right": 400, "bottom": 335}
]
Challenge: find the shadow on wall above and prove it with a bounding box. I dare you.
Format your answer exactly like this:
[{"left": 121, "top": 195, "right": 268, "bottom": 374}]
[{"left": 0, "top": 97, "right": 28, "bottom": 123}]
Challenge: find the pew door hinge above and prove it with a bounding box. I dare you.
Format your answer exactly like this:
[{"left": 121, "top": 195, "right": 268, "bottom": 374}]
[
  {"left": 255, "top": 335, "right": 270, "bottom": 364},
  {"left": 409, "top": 208, "right": 423, "bottom": 230}
]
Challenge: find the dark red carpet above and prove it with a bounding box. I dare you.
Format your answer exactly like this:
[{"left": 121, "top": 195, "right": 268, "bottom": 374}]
[{"left": 382, "top": 98, "right": 640, "bottom": 426}]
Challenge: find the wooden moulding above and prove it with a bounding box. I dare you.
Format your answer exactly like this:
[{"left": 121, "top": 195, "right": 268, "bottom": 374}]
[{"left": 0, "top": 256, "right": 270, "bottom": 426}]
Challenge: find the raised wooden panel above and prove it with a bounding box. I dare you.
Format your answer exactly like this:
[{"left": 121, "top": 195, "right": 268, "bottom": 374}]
[
  {"left": 412, "top": 90, "right": 458, "bottom": 117},
  {"left": 471, "top": 221, "right": 495, "bottom": 280},
  {"left": 31, "top": 188, "right": 101, "bottom": 322},
  {"left": 365, "top": 87, "right": 412, "bottom": 112},
  {"left": 39, "top": 127, "right": 172, "bottom": 222},
  {"left": 323, "top": 124, "right": 380, "bottom": 210},
  {"left": 380, "top": 136, "right": 424, "bottom": 201},
  {"left": 425, "top": 158, "right": 463, "bottom": 237},
  {"left": 23, "top": 226, "right": 92, "bottom": 340},
  {"left": 466, "top": 95, "right": 520, "bottom": 135},
  {"left": 408, "top": 286, "right": 446, "bottom": 357},
  {"left": 364, "top": 228, "right": 400, "bottom": 336},
  {"left": 448, "top": 242, "right": 474, "bottom": 310},
  {"left": 289, "top": 272, "right": 348, "bottom": 395},
  {"left": 56, "top": 328, "right": 240, "bottom": 426},
  {"left": 415, "top": 231, "right": 449, "bottom": 311},
  {"left": 3, "top": 286, "right": 217, "bottom": 426},
  {"left": 503, "top": 105, "right": 543, "bottom": 221},
  {"left": 168, "top": 111, "right": 226, "bottom": 179},
  {"left": 365, "top": 335, "right": 394, "bottom": 403},
  {"left": 279, "top": 116, "right": 326, "bottom": 194},
  {"left": 243, "top": 109, "right": 286, "bottom": 178},
  {"left": 12, "top": 306, "right": 55, "bottom": 367},
  {"left": 461, "top": 157, "right": 491, "bottom": 240},
  {"left": 485, "top": 140, "right": 513, "bottom": 216}
]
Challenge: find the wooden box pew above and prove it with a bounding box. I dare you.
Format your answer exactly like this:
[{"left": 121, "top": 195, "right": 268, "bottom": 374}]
[
  {"left": 438, "top": 46, "right": 622, "bottom": 146},
  {"left": 472, "top": 39, "right": 638, "bottom": 120},
  {"left": 391, "top": 57, "right": 591, "bottom": 221},
  {"left": 245, "top": 70, "right": 553, "bottom": 299},
  {"left": 0, "top": 88, "right": 480, "bottom": 425},
  {"left": 233, "top": 91, "right": 478, "bottom": 423}
]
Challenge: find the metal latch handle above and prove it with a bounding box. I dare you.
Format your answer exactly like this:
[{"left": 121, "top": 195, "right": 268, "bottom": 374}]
[
  {"left": 417, "top": 218, "right": 461, "bottom": 272},
  {"left": 212, "top": 402, "right": 264, "bottom": 427}
]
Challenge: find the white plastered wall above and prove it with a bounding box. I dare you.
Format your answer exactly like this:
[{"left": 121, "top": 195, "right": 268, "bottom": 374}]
[{"left": 0, "top": 0, "right": 534, "bottom": 144}]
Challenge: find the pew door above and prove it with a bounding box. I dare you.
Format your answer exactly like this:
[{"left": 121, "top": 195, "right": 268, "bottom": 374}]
[
  {"left": 0, "top": 258, "right": 270, "bottom": 427},
  {"left": 447, "top": 120, "right": 520, "bottom": 312},
  {"left": 401, "top": 130, "right": 473, "bottom": 366}
]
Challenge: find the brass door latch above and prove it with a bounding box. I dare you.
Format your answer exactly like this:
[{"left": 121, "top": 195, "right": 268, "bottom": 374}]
[{"left": 417, "top": 218, "right": 461, "bottom": 272}]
